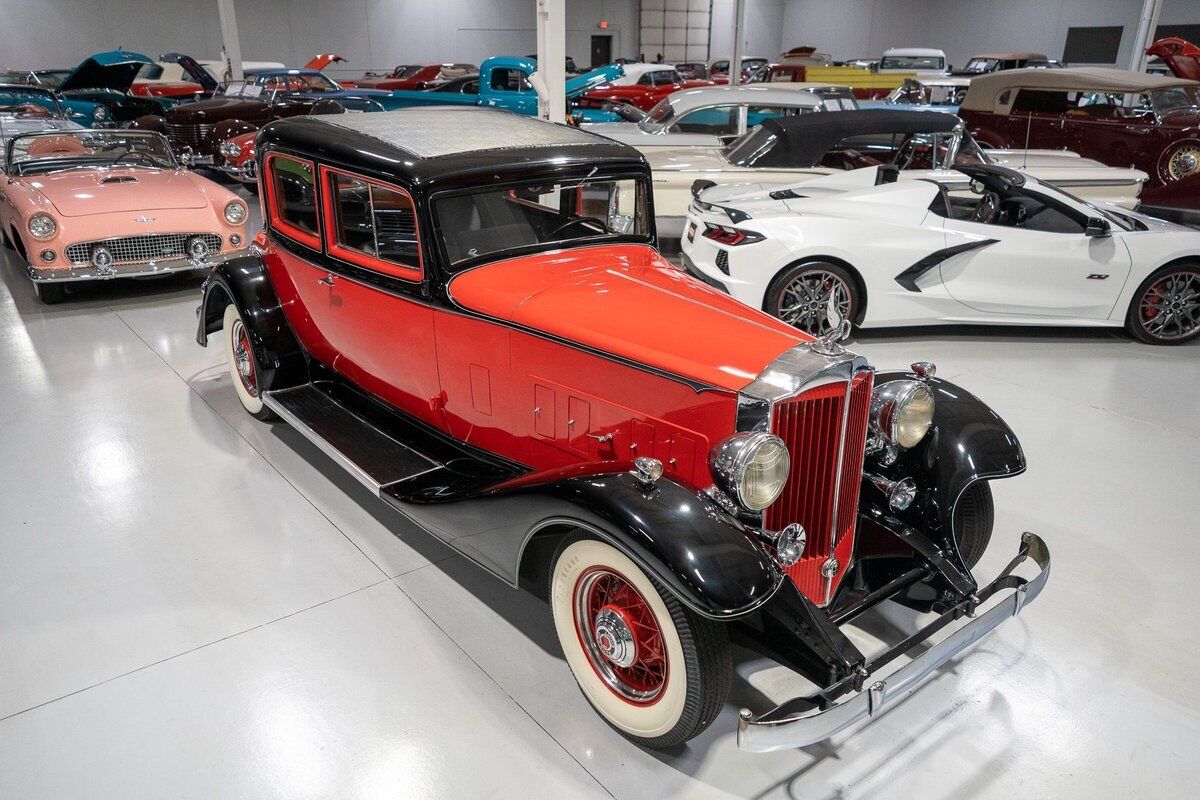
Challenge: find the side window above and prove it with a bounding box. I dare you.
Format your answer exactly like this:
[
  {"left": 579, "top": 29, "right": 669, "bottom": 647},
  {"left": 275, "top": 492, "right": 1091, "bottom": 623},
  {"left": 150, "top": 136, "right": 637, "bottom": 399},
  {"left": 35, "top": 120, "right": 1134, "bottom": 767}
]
[
  {"left": 491, "top": 68, "right": 531, "bottom": 92},
  {"left": 672, "top": 106, "right": 738, "bottom": 134},
  {"left": 266, "top": 154, "right": 320, "bottom": 248},
  {"left": 1010, "top": 89, "right": 1071, "bottom": 115},
  {"left": 746, "top": 105, "right": 806, "bottom": 128},
  {"left": 997, "top": 89, "right": 1012, "bottom": 106},
  {"left": 637, "top": 72, "right": 655, "bottom": 86},
  {"left": 323, "top": 168, "right": 422, "bottom": 280}
]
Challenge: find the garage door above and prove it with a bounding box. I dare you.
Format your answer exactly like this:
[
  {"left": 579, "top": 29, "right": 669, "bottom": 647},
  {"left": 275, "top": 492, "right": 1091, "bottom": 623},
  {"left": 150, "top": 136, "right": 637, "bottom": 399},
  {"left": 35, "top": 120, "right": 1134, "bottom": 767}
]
[{"left": 640, "top": 0, "right": 711, "bottom": 64}]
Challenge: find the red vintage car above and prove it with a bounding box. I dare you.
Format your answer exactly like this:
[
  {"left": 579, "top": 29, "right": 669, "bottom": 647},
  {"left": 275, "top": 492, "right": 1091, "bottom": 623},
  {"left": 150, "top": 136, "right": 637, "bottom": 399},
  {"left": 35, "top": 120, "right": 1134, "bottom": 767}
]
[
  {"left": 342, "top": 63, "right": 476, "bottom": 90},
  {"left": 194, "top": 107, "right": 1049, "bottom": 752},
  {"left": 959, "top": 67, "right": 1200, "bottom": 218},
  {"left": 576, "top": 63, "right": 713, "bottom": 112}
]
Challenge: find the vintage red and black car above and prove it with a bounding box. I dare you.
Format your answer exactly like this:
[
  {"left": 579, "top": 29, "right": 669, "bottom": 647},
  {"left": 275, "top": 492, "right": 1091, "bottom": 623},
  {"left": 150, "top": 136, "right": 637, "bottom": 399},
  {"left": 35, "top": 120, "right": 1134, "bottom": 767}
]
[
  {"left": 194, "top": 107, "right": 1049, "bottom": 751},
  {"left": 576, "top": 64, "right": 714, "bottom": 112},
  {"left": 959, "top": 67, "right": 1200, "bottom": 219}
]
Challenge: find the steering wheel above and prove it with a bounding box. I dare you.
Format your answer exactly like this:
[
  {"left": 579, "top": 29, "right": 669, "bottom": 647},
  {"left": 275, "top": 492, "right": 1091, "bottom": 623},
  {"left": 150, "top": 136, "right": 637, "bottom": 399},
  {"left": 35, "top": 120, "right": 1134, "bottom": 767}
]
[
  {"left": 548, "top": 216, "right": 610, "bottom": 239},
  {"left": 111, "top": 150, "right": 160, "bottom": 167},
  {"left": 971, "top": 191, "right": 1002, "bottom": 224}
]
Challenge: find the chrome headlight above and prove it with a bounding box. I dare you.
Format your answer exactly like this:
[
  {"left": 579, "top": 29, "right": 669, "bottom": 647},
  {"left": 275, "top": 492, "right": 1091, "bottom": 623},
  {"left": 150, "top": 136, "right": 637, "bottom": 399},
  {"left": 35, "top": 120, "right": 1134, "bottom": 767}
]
[
  {"left": 223, "top": 200, "right": 247, "bottom": 224},
  {"left": 220, "top": 140, "right": 242, "bottom": 158},
  {"left": 710, "top": 432, "right": 790, "bottom": 512},
  {"left": 28, "top": 214, "right": 57, "bottom": 240},
  {"left": 92, "top": 106, "right": 107, "bottom": 121},
  {"left": 870, "top": 380, "right": 935, "bottom": 449}
]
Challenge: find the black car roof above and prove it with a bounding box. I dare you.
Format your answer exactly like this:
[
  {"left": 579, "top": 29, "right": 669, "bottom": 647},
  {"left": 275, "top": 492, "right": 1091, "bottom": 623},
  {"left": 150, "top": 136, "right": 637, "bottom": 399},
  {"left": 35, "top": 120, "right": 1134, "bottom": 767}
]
[
  {"left": 260, "top": 107, "right": 646, "bottom": 187},
  {"left": 744, "top": 109, "right": 961, "bottom": 167}
]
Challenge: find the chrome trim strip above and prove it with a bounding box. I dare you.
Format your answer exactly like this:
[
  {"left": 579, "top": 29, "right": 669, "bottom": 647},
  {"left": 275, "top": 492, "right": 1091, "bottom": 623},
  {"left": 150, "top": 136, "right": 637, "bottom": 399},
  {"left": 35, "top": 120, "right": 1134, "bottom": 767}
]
[
  {"left": 27, "top": 249, "right": 246, "bottom": 283},
  {"left": 823, "top": 379, "right": 854, "bottom": 605},
  {"left": 737, "top": 532, "right": 1051, "bottom": 752}
]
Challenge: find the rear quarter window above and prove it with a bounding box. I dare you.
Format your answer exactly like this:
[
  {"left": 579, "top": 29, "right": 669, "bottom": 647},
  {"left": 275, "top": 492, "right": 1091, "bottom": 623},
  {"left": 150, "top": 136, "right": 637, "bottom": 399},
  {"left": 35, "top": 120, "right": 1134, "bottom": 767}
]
[{"left": 265, "top": 153, "right": 320, "bottom": 248}]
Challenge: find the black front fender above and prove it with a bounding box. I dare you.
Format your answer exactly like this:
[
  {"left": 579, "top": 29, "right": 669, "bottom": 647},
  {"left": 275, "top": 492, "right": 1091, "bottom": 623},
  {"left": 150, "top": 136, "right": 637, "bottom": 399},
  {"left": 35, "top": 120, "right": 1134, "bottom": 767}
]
[{"left": 195, "top": 255, "right": 308, "bottom": 394}]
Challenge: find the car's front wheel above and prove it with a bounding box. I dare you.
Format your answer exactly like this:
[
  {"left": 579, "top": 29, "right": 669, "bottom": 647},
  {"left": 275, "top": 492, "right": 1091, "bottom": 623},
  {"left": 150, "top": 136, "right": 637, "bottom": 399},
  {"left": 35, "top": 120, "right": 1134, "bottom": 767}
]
[
  {"left": 765, "top": 260, "right": 862, "bottom": 338},
  {"left": 1126, "top": 263, "right": 1200, "bottom": 345},
  {"left": 549, "top": 534, "right": 730, "bottom": 749},
  {"left": 223, "top": 303, "right": 277, "bottom": 420}
]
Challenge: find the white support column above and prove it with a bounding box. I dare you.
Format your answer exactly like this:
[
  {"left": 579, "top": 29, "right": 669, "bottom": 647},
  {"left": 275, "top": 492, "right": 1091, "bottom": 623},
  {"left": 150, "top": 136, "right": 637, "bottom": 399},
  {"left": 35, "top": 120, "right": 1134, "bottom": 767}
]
[
  {"left": 534, "top": 0, "right": 566, "bottom": 122},
  {"left": 730, "top": 0, "right": 747, "bottom": 86},
  {"left": 1129, "top": 0, "right": 1165, "bottom": 72},
  {"left": 216, "top": 0, "right": 244, "bottom": 82}
]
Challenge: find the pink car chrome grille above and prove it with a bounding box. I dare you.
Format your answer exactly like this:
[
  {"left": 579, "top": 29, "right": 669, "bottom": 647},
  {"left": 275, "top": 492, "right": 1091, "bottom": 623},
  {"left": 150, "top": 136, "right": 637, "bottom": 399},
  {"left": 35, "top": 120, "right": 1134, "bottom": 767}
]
[
  {"left": 764, "top": 372, "right": 873, "bottom": 605},
  {"left": 65, "top": 233, "right": 222, "bottom": 265}
]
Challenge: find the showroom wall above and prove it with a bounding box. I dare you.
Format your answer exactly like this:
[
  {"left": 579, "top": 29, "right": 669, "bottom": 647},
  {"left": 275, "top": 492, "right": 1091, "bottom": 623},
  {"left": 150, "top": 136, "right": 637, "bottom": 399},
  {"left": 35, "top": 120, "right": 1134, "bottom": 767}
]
[
  {"left": 778, "top": 0, "right": 1200, "bottom": 68},
  {"left": 0, "top": 0, "right": 641, "bottom": 76}
]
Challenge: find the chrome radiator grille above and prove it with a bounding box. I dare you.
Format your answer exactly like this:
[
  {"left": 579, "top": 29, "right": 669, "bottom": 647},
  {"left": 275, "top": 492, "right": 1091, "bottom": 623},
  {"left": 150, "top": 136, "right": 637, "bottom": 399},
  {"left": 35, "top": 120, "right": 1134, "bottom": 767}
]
[
  {"left": 66, "top": 233, "right": 222, "bottom": 265},
  {"left": 765, "top": 372, "right": 874, "bottom": 605},
  {"left": 165, "top": 121, "right": 215, "bottom": 148}
]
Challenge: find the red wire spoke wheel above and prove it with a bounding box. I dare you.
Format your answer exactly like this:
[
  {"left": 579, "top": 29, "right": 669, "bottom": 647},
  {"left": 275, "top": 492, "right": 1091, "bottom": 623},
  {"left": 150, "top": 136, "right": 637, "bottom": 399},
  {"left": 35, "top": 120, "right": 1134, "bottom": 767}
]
[{"left": 550, "top": 534, "right": 731, "bottom": 748}]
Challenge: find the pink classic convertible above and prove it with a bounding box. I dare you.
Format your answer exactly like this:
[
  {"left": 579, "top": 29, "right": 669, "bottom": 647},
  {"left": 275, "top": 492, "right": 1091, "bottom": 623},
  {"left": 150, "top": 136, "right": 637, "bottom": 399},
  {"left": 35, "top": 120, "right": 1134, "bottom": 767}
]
[{"left": 0, "top": 129, "right": 248, "bottom": 303}]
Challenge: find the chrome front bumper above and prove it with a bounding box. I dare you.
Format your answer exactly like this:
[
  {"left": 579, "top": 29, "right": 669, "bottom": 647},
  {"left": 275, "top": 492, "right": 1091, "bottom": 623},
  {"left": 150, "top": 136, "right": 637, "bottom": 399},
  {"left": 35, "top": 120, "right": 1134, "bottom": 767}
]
[
  {"left": 737, "top": 532, "right": 1051, "bottom": 752},
  {"left": 27, "top": 250, "right": 246, "bottom": 283}
]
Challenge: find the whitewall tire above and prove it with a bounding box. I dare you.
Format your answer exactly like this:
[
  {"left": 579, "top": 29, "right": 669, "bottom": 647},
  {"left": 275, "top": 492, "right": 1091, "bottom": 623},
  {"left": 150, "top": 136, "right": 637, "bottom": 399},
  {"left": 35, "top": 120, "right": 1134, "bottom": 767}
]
[
  {"left": 550, "top": 534, "right": 730, "bottom": 748},
  {"left": 223, "top": 303, "right": 276, "bottom": 420}
]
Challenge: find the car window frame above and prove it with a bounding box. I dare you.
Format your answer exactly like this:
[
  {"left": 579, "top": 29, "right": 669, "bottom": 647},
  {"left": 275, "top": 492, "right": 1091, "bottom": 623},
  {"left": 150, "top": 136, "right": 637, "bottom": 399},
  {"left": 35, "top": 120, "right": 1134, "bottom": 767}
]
[
  {"left": 319, "top": 164, "right": 424, "bottom": 283},
  {"left": 264, "top": 152, "right": 322, "bottom": 250}
]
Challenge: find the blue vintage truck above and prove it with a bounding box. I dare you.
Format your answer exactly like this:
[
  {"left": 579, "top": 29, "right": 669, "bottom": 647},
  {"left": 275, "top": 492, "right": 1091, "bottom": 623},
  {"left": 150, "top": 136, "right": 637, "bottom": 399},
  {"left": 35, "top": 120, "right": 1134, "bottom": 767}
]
[{"left": 382, "top": 56, "right": 623, "bottom": 119}]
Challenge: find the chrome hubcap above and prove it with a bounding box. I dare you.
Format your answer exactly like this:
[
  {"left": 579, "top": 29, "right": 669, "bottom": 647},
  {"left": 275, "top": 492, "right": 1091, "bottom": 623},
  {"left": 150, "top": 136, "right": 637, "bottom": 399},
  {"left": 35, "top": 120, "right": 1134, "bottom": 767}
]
[
  {"left": 594, "top": 607, "right": 636, "bottom": 668},
  {"left": 777, "top": 268, "right": 852, "bottom": 336},
  {"left": 1140, "top": 272, "right": 1200, "bottom": 341}
]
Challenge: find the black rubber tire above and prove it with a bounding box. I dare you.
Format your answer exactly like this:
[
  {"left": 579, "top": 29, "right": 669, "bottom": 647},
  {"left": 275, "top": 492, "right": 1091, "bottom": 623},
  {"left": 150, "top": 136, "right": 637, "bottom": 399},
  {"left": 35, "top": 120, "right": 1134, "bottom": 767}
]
[
  {"left": 1125, "top": 263, "right": 1200, "bottom": 345},
  {"left": 550, "top": 532, "right": 731, "bottom": 749},
  {"left": 1, "top": 226, "right": 12, "bottom": 250},
  {"left": 35, "top": 281, "right": 66, "bottom": 305},
  {"left": 764, "top": 260, "right": 863, "bottom": 337},
  {"left": 952, "top": 482, "right": 994, "bottom": 570}
]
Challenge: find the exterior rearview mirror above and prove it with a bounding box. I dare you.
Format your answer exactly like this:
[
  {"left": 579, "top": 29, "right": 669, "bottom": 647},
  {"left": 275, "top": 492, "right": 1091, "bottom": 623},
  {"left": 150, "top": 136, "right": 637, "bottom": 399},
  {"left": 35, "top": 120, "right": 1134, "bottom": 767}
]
[{"left": 1084, "top": 217, "right": 1111, "bottom": 237}]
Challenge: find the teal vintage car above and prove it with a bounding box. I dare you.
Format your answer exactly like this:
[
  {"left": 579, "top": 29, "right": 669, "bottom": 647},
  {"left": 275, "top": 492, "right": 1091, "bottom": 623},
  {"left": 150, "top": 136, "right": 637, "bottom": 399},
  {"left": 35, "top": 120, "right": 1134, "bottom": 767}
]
[
  {"left": 383, "top": 56, "right": 623, "bottom": 119},
  {"left": 53, "top": 50, "right": 177, "bottom": 127}
]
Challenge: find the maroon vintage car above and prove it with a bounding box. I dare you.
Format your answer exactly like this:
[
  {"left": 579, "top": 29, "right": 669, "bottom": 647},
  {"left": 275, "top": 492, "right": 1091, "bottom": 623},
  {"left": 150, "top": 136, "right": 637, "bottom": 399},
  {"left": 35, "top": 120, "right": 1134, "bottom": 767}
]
[
  {"left": 959, "top": 67, "right": 1200, "bottom": 218},
  {"left": 193, "top": 107, "right": 1049, "bottom": 752}
]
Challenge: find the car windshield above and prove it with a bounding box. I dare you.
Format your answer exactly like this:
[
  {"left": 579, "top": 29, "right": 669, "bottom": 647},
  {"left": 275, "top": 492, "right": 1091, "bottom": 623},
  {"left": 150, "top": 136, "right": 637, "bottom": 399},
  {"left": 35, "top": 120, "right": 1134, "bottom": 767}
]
[
  {"left": 962, "top": 58, "right": 999, "bottom": 74},
  {"left": 1152, "top": 85, "right": 1200, "bottom": 114},
  {"left": 434, "top": 176, "right": 651, "bottom": 267},
  {"left": 880, "top": 55, "right": 945, "bottom": 70},
  {"left": 259, "top": 72, "right": 340, "bottom": 93},
  {"left": 0, "top": 87, "right": 65, "bottom": 118},
  {"left": 219, "top": 81, "right": 264, "bottom": 98},
  {"left": 392, "top": 65, "right": 424, "bottom": 78},
  {"left": 887, "top": 80, "right": 964, "bottom": 107},
  {"left": 7, "top": 130, "right": 176, "bottom": 174},
  {"left": 34, "top": 71, "right": 70, "bottom": 89},
  {"left": 639, "top": 97, "right": 676, "bottom": 130}
]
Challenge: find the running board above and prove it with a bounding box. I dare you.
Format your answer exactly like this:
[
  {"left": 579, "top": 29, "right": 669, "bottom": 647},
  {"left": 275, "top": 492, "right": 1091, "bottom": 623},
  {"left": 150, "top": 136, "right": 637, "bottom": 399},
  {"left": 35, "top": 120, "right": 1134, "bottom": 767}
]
[{"left": 262, "top": 384, "right": 438, "bottom": 494}]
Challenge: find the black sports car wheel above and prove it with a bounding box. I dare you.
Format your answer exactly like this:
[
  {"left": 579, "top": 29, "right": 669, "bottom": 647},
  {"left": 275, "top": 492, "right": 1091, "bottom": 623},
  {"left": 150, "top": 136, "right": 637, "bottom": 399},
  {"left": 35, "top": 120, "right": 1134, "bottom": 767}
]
[
  {"left": 766, "top": 261, "right": 861, "bottom": 337},
  {"left": 549, "top": 533, "right": 730, "bottom": 749},
  {"left": 1126, "top": 264, "right": 1200, "bottom": 345}
]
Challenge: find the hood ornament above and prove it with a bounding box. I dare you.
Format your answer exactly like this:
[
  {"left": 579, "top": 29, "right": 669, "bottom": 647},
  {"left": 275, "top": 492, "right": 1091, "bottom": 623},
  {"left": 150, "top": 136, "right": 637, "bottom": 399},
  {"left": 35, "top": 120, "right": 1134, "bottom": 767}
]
[
  {"left": 810, "top": 296, "right": 851, "bottom": 356},
  {"left": 135, "top": 215, "right": 155, "bottom": 223}
]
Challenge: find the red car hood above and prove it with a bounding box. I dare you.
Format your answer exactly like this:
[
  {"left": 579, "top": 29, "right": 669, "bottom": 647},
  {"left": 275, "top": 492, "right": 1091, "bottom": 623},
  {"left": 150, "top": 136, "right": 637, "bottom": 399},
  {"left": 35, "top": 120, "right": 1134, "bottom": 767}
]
[
  {"left": 31, "top": 169, "right": 207, "bottom": 217},
  {"left": 448, "top": 244, "right": 807, "bottom": 392}
]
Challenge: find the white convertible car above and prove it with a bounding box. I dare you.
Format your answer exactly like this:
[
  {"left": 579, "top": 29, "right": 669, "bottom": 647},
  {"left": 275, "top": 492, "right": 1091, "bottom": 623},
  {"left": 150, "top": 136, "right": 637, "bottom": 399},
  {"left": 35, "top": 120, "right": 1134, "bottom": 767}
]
[
  {"left": 649, "top": 109, "right": 1148, "bottom": 237},
  {"left": 681, "top": 164, "right": 1200, "bottom": 344},
  {"left": 581, "top": 84, "right": 857, "bottom": 152}
]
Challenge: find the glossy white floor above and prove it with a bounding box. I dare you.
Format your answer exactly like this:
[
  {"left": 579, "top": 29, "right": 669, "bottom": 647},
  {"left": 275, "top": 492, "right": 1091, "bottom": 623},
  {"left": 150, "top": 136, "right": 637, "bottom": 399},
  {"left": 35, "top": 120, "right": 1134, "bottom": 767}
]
[{"left": 1, "top": 195, "right": 1197, "bottom": 799}]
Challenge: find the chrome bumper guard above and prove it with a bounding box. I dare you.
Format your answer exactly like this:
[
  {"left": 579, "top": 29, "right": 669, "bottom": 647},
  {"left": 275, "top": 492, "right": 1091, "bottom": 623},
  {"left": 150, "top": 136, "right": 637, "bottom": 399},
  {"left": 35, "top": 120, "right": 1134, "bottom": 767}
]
[
  {"left": 737, "top": 532, "right": 1051, "bottom": 752},
  {"left": 28, "top": 250, "right": 246, "bottom": 283}
]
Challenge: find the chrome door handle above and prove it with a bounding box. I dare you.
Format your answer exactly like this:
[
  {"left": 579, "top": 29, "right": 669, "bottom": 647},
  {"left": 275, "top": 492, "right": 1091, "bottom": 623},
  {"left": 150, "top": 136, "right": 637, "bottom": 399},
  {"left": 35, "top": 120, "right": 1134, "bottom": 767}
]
[{"left": 317, "top": 273, "right": 335, "bottom": 286}]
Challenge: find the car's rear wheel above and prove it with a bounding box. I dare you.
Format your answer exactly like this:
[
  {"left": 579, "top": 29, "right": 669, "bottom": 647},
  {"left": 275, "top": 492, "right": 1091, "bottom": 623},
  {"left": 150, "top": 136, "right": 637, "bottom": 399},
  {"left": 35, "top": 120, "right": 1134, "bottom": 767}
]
[
  {"left": 765, "top": 261, "right": 861, "bottom": 337},
  {"left": 952, "top": 481, "right": 994, "bottom": 570},
  {"left": 1126, "top": 263, "right": 1200, "bottom": 345},
  {"left": 223, "top": 303, "right": 277, "bottom": 420},
  {"left": 35, "top": 282, "right": 65, "bottom": 305},
  {"left": 549, "top": 534, "right": 730, "bottom": 749}
]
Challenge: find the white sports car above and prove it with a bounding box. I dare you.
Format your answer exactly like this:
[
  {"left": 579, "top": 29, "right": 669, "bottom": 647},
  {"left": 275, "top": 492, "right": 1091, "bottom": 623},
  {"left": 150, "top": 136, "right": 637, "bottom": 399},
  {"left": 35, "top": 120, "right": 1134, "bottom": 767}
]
[
  {"left": 681, "top": 164, "right": 1200, "bottom": 344},
  {"left": 650, "top": 110, "right": 1148, "bottom": 238}
]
